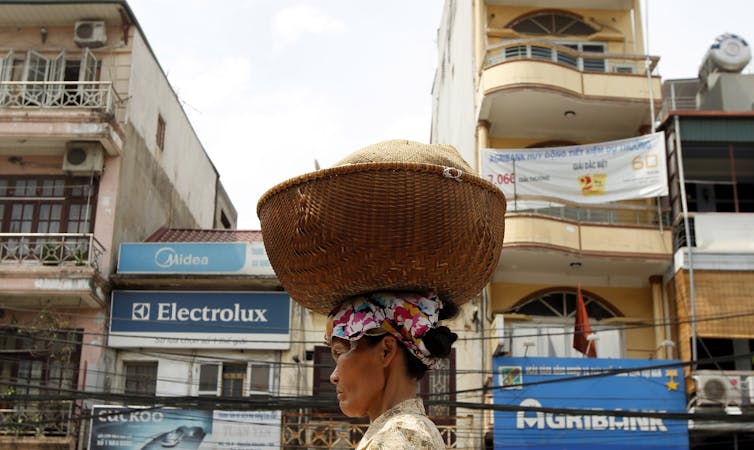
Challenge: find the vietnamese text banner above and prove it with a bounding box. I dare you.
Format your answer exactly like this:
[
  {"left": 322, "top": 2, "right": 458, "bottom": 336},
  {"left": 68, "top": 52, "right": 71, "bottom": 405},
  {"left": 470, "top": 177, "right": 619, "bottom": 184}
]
[
  {"left": 492, "top": 356, "right": 687, "bottom": 450},
  {"left": 109, "top": 291, "right": 290, "bottom": 349},
  {"left": 89, "top": 406, "right": 281, "bottom": 450},
  {"left": 117, "top": 242, "right": 275, "bottom": 276},
  {"left": 481, "top": 133, "right": 668, "bottom": 204}
]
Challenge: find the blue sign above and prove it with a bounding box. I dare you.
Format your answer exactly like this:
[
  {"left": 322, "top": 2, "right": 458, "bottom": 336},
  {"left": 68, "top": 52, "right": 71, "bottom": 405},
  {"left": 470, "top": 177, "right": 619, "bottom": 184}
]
[
  {"left": 109, "top": 291, "right": 290, "bottom": 349},
  {"left": 118, "top": 243, "right": 247, "bottom": 274},
  {"left": 493, "top": 356, "right": 688, "bottom": 450}
]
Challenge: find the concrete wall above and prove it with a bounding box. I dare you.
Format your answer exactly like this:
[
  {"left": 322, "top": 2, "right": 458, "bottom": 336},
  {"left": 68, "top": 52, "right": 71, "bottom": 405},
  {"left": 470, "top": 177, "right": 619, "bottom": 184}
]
[
  {"left": 431, "top": 0, "right": 477, "bottom": 167},
  {"left": 125, "top": 32, "right": 218, "bottom": 229}
]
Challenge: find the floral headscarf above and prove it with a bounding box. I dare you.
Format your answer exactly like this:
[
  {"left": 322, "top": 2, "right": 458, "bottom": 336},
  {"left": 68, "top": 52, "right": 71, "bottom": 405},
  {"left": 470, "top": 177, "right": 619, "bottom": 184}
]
[{"left": 325, "top": 291, "right": 443, "bottom": 369}]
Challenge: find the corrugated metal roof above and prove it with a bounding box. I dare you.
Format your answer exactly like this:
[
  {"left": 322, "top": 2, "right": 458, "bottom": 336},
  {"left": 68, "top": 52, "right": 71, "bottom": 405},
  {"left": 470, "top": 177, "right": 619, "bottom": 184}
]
[
  {"left": 145, "top": 228, "right": 263, "bottom": 243},
  {"left": 679, "top": 116, "right": 754, "bottom": 143}
]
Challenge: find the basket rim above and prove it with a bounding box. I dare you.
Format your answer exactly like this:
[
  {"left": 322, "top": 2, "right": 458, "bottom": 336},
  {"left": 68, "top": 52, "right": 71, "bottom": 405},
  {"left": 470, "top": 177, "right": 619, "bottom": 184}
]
[{"left": 256, "top": 161, "right": 506, "bottom": 216}]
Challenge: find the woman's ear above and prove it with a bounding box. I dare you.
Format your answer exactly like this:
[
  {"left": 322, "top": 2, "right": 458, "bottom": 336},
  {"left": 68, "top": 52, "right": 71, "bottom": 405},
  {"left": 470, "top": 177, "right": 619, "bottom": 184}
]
[{"left": 379, "top": 335, "right": 400, "bottom": 367}]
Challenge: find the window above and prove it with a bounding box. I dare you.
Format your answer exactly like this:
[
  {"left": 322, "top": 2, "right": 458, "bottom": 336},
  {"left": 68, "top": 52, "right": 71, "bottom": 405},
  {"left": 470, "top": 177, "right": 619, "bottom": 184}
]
[
  {"left": 505, "top": 289, "right": 624, "bottom": 358},
  {"left": 510, "top": 12, "right": 597, "bottom": 36},
  {"left": 156, "top": 114, "right": 166, "bottom": 150},
  {"left": 418, "top": 350, "right": 456, "bottom": 423},
  {"left": 197, "top": 362, "right": 275, "bottom": 397},
  {"left": 672, "top": 141, "right": 754, "bottom": 215},
  {"left": 124, "top": 362, "right": 158, "bottom": 396},
  {"left": 0, "top": 176, "right": 97, "bottom": 261}
]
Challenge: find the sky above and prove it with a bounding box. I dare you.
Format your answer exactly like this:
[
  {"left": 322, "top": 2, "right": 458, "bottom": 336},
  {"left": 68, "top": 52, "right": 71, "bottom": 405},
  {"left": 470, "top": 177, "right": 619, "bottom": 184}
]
[{"left": 125, "top": 0, "right": 754, "bottom": 229}]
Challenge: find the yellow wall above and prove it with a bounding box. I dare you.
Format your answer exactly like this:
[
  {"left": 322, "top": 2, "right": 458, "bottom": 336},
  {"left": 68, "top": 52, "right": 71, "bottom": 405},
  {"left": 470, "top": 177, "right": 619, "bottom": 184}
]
[{"left": 490, "top": 281, "right": 658, "bottom": 358}]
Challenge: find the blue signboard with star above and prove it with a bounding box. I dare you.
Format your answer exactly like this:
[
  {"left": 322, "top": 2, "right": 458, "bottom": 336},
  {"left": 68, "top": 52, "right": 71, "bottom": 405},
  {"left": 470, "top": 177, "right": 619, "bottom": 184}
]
[{"left": 493, "top": 356, "right": 688, "bottom": 449}]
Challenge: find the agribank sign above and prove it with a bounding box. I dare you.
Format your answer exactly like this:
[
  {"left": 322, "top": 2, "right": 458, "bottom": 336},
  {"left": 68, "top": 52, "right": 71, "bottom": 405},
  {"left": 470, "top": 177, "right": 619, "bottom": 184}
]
[
  {"left": 481, "top": 133, "right": 667, "bottom": 205},
  {"left": 109, "top": 291, "right": 290, "bottom": 349},
  {"left": 117, "top": 242, "right": 274, "bottom": 275},
  {"left": 493, "top": 356, "right": 688, "bottom": 450}
]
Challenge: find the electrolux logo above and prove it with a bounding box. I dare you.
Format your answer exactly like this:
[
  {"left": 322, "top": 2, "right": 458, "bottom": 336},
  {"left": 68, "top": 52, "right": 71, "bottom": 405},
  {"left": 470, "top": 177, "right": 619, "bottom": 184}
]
[
  {"left": 154, "top": 246, "right": 209, "bottom": 269},
  {"left": 156, "top": 303, "right": 268, "bottom": 323},
  {"left": 131, "top": 303, "right": 151, "bottom": 320}
]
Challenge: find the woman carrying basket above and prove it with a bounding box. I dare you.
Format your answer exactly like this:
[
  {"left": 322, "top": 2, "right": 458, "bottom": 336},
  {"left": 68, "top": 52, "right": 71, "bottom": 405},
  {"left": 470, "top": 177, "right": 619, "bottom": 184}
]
[{"left": 258, "top": 140, "right": 506, "bottom": 449}]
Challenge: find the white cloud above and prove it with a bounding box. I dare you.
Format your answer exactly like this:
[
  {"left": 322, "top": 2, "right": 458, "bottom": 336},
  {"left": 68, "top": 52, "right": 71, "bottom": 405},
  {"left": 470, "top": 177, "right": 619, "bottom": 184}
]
[{"left": 271, "top": 4, "right": 346, "bottom": 47}]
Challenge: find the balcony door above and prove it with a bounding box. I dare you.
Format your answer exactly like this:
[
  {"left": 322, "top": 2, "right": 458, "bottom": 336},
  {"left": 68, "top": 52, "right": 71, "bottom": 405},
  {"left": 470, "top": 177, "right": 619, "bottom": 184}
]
[
  {"left": 23, "top": 50, "right": 65, "bottom": 106},
  {"left": 0, "top": 176, "right": 96, "bottom": 262}
]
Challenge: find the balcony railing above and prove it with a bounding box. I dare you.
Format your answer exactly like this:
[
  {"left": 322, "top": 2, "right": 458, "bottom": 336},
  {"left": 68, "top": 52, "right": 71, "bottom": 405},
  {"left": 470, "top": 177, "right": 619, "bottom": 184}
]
[
  {"left": 485, "top": 39, "right": 659, "bottom": 75},
  {"left": 0, "top": 401, "right": 75, "bottom": 437},
  {"left": 282, "top": 413, "right": 465, "bottom": 449},
  {"left": 0, "top": 81, "right": 121, "bottom": 115},
  {"left": 0, "top": 233, "right": 105, "bottom": 271},
  {"left": 507, "top": 198, "right": 670, "bottom": 227}
]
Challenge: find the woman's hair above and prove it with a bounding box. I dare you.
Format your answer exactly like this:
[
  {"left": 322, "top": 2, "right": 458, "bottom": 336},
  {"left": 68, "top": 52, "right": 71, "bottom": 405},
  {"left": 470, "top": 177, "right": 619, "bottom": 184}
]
[{"left": 362, "top": 325, "right": 458, "bottom": 380}]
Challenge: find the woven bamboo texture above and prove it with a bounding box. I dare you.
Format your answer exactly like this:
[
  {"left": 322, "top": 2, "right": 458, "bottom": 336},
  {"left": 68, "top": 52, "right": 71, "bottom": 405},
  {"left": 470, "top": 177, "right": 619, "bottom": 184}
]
[
  {"left": 672, "top": 269, "right": 754, "bottom": 361},
  {"left": 258, "top": 163, "right": 506, "bottom": 314}
]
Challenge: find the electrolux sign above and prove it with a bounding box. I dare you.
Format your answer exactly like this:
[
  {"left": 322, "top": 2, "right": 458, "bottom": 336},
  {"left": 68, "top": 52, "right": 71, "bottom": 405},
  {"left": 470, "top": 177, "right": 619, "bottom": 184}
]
[
  {"left": 109, "top": 291, "right": 290, "bottom": 349},
  {"left": 493, "top": 356, "right": 688, "bottom": 450},
  {"left": 117, "top": 242, "right": 274, "bottom": 275}
]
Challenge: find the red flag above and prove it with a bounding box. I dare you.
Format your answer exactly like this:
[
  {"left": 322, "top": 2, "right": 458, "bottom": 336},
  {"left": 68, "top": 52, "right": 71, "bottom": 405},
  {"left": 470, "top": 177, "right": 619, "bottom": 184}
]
[{"left": 573, "top": 286, "right": 597, "bottom": 358}]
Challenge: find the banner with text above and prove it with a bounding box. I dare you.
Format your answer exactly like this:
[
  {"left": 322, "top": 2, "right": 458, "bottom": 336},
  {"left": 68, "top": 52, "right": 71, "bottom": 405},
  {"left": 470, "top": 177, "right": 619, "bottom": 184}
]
[
  {"left": 493, "top": 356, "right": 687, "bottom": 450},
  {"left": 109, "top": 291, "right": 290, "bottom": 349},
  {"left": 89, "top": 406, "right": 281, "bottom": 450},
  {"left": 481, "top": 133, "right": 668, "bottom": 204}
]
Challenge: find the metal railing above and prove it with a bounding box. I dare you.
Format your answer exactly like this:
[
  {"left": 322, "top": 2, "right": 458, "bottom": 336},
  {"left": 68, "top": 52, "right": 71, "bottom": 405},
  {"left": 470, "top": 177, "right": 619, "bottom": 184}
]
[
  {"left": 485, "top": 39, "right": 659, "bottom": 75},
  {"left": 0, "top": 233, "right": 105, "bottom": 271},
  {"left": 0, "top": 401, "right": 75, "bottom": 437},
  {"left": 506, "top": 199, "right": 670, "bottom": 227},
  {"left": 282, "top": 413, "right": 464, "bottom": 449},
  {"left": 0, "top": 81, "right": 121, "bottom": 115}
]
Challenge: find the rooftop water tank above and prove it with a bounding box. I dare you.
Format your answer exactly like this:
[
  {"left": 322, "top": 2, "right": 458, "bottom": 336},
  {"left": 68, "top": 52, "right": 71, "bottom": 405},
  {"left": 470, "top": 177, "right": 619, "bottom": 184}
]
[{"left": 699, "top": 33, "right": 751, "bottom": 80}]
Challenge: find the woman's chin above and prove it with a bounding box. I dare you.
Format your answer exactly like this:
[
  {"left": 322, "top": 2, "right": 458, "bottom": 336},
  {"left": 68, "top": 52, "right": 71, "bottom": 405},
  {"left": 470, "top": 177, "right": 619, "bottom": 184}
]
[{"left": 339, "top": 403, "right": 364, "bottom": 418}]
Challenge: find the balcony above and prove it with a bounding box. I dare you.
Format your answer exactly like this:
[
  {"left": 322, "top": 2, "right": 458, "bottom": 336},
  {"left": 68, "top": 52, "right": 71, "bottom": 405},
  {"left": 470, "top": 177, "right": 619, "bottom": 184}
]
[
  {"left": 0, "top": 233, "right": 108, "bottom": 308},
  {"left": 281, "top": 412, "right": 467, "bottom": 449},
  {"left": 494, "top": 200, "right": 673, "bottom": 284},
  {"left": 479, "top": 40, "right": 661, "bottom": 141},
  {"left": 0, "top": 81, "right": 124, "bottom": 156}
]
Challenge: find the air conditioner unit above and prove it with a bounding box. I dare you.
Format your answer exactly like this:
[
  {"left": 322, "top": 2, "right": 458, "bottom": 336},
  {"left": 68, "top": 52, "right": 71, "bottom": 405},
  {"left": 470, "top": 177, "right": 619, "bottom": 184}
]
[
  {"left": 746, "top": 375, "right": 754, "bottom": 405},
  {"left": 494, "top": 314, "right": 510, "bottom": 355},
  {"left": 63, "top": 142, "right": 104, "bottom": 174},
  {"left": 611, "top": 62, "right": 635, "bottom": 74},
  {"left": 74, "top": 20, "right": 107, "bottom": 48},
  {"left": 693, "top": 373, "right": 742, "bottom": 406}
]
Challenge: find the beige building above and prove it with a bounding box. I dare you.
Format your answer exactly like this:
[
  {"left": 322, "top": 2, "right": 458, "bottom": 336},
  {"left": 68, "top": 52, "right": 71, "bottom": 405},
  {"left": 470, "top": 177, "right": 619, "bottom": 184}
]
[
  {"left": 432, "top": 1, "right": 673, "bottom": 447},
  {"left": 0, "top": 1, "right": 235, "bottom": 449}
]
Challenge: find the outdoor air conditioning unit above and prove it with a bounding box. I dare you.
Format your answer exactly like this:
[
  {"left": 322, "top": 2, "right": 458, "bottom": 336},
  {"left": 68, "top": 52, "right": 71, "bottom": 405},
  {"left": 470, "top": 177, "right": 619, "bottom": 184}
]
[
  {"left": 63, "top": 142, "right": 104, "bottom": 174},
  {"left": 611, "top": 62, "right": 635, "bottom": 74},
  {"left": 74, "top": 20, "right": 107, "bottom": 48},
  {"left": 746, "top": 375, "right": 754, "bottom": 405},
  {"left": 493, "top": 314, "right": 510, "bottom": 355},
  {"left": 693, "top": 372, "right": 742, "bottom": 406}
]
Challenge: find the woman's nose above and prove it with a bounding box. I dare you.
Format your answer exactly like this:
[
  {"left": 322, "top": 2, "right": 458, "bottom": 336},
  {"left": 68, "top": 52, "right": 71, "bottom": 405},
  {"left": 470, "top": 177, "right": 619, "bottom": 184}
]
[{"left": 329, "top": 366, "right": 339, "bottom": 384}]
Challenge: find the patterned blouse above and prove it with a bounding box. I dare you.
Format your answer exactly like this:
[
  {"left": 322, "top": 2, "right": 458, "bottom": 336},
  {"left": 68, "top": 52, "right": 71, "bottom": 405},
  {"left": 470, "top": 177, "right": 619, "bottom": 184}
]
[{"left": 356, "top": 397, "right": 445, "bottom": 450}]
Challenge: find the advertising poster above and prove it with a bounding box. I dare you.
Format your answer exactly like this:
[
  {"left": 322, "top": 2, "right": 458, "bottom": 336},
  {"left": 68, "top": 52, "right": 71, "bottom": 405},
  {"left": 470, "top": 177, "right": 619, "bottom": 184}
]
[
  {"left": 89, "top": 407, "right": 281, "bottom": 450},
  {"left": 109, "top": 291, "right": 290, "bottom": 349},
  {"left": 481, "top": 133, "right": 668, "bottom": 205},
  {"left": 493, "top": 357, "right": 688, "bottom": 450}
]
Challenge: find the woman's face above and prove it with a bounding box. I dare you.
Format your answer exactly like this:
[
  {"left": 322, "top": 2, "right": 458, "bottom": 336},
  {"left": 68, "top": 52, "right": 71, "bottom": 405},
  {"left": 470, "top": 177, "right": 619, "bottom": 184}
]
[{"left": 329, "top": 336, "right": 385, "bottom": 418}]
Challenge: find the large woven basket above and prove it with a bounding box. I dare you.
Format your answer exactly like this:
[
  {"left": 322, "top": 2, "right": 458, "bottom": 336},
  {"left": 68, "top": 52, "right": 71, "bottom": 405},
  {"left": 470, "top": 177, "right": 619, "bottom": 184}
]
[{"left": 257, "top": 141, "right": 506, "bottom": 314}]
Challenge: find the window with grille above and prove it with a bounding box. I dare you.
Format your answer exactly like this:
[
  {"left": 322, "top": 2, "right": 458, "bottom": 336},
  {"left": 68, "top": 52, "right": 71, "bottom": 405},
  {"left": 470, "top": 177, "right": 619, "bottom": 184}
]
[
  {"left": 510, "top": 12, "right": 597, "bottom": 36},
  {"left": 156, "top": 114, "right": 166, "bottom": 150},
  {"left": 124, "top": 361, "right": 158, "bottom": 396}
]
